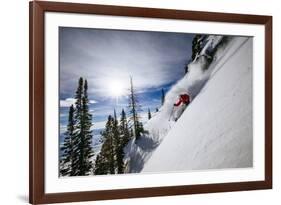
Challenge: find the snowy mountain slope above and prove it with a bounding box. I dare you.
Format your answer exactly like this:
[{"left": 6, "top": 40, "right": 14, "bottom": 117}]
[
  {"left": 123, "top": 36, "right": 253, "bottom": 173},
  {"left": 142, "top": 37, "right": 253, "bottom": 172}
]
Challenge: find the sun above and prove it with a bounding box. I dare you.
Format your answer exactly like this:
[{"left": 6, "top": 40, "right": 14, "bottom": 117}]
[{"left": 107, "top": 80, "right": 126, "bottom": 97}]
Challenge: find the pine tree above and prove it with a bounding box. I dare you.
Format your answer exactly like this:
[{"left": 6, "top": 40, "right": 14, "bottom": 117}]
[
  {"left": 60, "top": 105, "right": 75, "bottom": 176},
  {"left": 112, "top": 109, "right": 125, "bottom": 174},
  {"left": 161, "top": 88, "right": 165, "bottom": 105},
  {"left": 80, "top": 79, "right": 94, "bottom": 174},
  {"left": 94, "top": 110, "right": 130, "bottom": 175},
  {"left": 148, "top": 108, "right": 152, "bottom": 120},
  {"left": 128, "top": 76, "right": 142, "bottom": 140},
  {"left": 192, "top": 34, "right": 205, "bottom": 61},
  {"left": 118, "top": 109, "right": 132, "bottom": 173},
  {"left": 192, "top": 35, "right": 200, "bottom": 61},
  {"left": 93, "top": 154, "right": 106, "bottom": 175},
  {"left": 185, "top": 63, "right": 189, "bottom": 74},
  {"left": 94, "top": 115, "right": 115, "bottom": 175},
  {"left": 120, "top": 109, "right": 130, "bottom": 146},
  {"left": 136, "top": 121, "right": 145, "bottom": 136},
  {"left": 71, "top": 78, "right": 94, "bottom": 176}
]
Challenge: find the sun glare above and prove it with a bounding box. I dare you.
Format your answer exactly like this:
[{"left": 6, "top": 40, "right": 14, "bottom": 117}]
[{"left": 107, "top": 80, "right": 126, "bottom": 97}]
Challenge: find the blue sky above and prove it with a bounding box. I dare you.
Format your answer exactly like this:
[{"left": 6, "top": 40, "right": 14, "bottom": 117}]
[{"left": 59, "top": 27, "right": 194, "bottom": 137}]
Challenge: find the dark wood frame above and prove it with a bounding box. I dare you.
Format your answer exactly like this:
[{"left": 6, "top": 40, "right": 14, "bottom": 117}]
[{"left": 29, "top": 1, "right": 272, "bottom": 204}]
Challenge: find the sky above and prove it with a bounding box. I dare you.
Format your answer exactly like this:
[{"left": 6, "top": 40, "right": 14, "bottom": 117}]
[{"left": 59, "top": 27, "right": 194, "bottom": 140}]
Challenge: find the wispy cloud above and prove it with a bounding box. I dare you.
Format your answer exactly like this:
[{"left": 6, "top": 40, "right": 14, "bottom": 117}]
[
  {"left": 59, "top": 27, "right": 194, "bottom": 131},
  {"left": 60, "top": 98, "right": 76, "bottom": 107},
  {"left": 60, "top": 98, "right": 98, "bottom": 107},
  {"left": 60, "top": 125, "right": 67, "bottom": 133},
  {"left": 59, "top": 27, "right": 194, "bottom": 98},
  {"left": 90, "top": 99, "right": 98, "bottom": 104}
]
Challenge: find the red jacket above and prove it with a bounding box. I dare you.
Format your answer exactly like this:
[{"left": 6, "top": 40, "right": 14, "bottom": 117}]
[{"left": 174, "top": 94, "right": 190, "bottom": 106}]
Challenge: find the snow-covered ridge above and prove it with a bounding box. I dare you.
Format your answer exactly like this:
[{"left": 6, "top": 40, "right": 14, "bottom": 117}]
[{"left": 124, "top": 35, "right": 252, "bottom": 173}]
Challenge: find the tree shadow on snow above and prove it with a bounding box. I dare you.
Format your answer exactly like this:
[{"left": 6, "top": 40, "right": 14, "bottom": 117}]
[
  {"left": 128, "top": 135, "right": 160, "bottom": 173},
  {"left": 135, "top": 135, "right": 160, "bottom": 151},
  {"left": 128, "top": 151, "right": 145, "bottom": 173}
]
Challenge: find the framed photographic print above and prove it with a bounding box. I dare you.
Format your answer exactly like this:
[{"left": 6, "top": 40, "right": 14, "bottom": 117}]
[{"left": 29, "top": 1, "right": 272, "bottom": 204}]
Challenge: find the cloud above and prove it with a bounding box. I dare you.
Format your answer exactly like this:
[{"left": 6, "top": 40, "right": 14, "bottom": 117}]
[
  {"left": 60, "top": 113, "right": 68, "bottom": 118},
  {"left": 60, "top": 98, "right": 76, "bottom": 107},
  {"left": 59, "top": 28, "right": 195, "bottom": 131},
  {"left": 89, "top": 99, "right": 98, "bottom": 104},
  {"left": 59, "top": 27, "right": 194, "bottom": 98},
  {"left": 60, "top": 98, "right": 98, "bottom": 107},
  {"left": 60, "top": 125, "right": 67, "bottom": 133}
]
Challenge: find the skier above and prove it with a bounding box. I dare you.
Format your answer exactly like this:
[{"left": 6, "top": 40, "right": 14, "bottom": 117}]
[{"left": 172, "top": 93, "right": 190, "bottom": 121}]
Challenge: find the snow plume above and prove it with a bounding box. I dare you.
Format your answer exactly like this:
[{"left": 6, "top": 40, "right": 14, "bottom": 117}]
[
  {"left": 143, "top": 36, "right": 253, "bottom": 172},
  {"left": 162, "top": 61, "right": 208, "bottom": 115},
  {"left": 124, "top": 35, "right": 229, "bottom": 172},
  {"left": 164, "top": 35, "right": 226, "bottom": 103},
  {"left": 147, "top": 35, "right": 227, "bottom": 141}
]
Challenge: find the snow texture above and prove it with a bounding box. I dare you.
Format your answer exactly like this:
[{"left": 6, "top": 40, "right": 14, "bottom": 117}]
[{"left": 124, "top": 35, "right": 253, "bottom": 173}]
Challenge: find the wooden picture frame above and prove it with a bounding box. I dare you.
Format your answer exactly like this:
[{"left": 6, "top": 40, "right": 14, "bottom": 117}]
[{"left": 29, "top": 1, "right": 272, "bottom": 204}]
